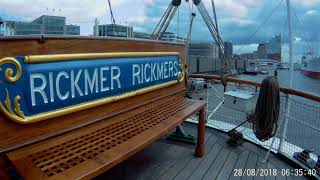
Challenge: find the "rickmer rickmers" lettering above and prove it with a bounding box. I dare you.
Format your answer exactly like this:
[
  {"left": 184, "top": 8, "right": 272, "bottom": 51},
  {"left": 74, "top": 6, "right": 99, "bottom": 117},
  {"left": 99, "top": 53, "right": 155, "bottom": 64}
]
[{"left": 30, "top": 61, "right": 179, "bottom": 106}]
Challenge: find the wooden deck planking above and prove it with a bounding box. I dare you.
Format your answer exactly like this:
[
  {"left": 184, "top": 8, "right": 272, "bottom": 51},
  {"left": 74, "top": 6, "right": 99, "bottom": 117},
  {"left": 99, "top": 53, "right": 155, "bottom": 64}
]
[
  {"left": 265, "top": 162, "right": 277, "bottom": 180},
  {"left": 216, "top": 151, "right": 238, "bottom": 180},
  {"left": 137, "top": 144, "right": 189, "bottom": 180},
  {"left": 173, "top": 134, "right": 219, "bottom": 180},
  {"left": 188, "top": 143, "right": 223, "bottom": 180},
  {"left": 242, "top": 152, "right": 259, "bottom": 180},
  {"left": 229, "top": 151, "right": 250, "bottom": 180},
  {"left": 254, "top": 156, "right": 267, "bottom": 180},
  {"left": 158, "top": 148, "right": 193, "bottom": 180},
  {"left": 96, "top": 123, "right": 309, "bottom": 180},
  {"left": 202, "top": 148, "right": 231, "bottom": 180},
  {"left": 144, "top": 125, "right": 214, "bottom": 180},
  {"left": 127, "top": 143, "right": 181, "bottom": 180}
]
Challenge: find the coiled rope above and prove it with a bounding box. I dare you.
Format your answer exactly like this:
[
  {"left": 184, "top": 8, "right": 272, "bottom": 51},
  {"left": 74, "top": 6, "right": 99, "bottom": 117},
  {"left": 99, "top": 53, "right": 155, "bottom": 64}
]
[{"left": 253, "top": 76, "right": 280, "bottom": 142}]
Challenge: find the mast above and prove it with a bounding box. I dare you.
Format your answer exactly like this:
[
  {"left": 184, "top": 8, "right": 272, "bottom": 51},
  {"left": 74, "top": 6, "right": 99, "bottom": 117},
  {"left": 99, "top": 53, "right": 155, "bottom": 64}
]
[
  {"left": 279, "top": 0, "right": 293, "bottom": 156},
  {"left": 286, "top": 0, "right": 293, "bottom": 88}
]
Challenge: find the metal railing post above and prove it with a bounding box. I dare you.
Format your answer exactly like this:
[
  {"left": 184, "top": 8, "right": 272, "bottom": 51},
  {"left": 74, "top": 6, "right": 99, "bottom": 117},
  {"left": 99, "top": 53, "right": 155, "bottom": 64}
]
[
  {"left": 262, "top": 110, "right": 285, "bottom": 163},
  {"left": 279, "top": 93, "right": 290, "bottom": 153}
]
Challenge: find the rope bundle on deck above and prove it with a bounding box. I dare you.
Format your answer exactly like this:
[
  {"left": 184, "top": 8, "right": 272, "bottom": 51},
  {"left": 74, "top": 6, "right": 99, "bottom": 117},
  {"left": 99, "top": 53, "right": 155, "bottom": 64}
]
[{"left": 253, "top": 76, "right": 280, "bottom": 142}]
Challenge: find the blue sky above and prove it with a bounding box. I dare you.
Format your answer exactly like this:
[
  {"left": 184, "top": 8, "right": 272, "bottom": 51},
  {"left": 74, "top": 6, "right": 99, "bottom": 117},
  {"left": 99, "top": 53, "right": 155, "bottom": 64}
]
[{"left": 1, "top": 0, "right": 319, "bottom": 54}]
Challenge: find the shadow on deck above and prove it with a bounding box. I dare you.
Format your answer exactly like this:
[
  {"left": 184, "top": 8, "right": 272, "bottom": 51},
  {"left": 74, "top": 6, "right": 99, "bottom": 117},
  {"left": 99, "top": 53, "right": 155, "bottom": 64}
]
[{"left": 97, "top": 123, "right": 309, "bottom": 180}]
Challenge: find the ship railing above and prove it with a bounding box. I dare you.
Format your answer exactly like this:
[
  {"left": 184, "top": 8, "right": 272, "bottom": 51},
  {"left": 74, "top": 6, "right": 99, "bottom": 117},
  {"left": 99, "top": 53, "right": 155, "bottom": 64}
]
[{"left": 187, "top": 74, "right": 320, "bottom": 176}]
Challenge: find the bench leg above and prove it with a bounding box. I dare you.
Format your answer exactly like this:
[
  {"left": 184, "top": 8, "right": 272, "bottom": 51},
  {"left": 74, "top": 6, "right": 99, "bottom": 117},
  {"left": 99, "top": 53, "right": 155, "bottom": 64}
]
[
  {"left": 195, "top": 108, "right": 205, "bottom": 157},
  {"left": 0, "top": 155, "right": 10, "bottom": 180}
]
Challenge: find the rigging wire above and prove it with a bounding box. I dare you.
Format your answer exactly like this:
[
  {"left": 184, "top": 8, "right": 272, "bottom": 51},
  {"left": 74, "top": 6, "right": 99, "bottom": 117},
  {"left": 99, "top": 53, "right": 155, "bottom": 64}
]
[
  {"left": 211, "top": 0, "right": 219, "bottom": 36},
  {"left": 281, "top": 18, "right": 287, "bottom": 56},
  {"left": 235, "top": 0, "right": 284, "bottom": 54},
  {"left": 292, "top": 7, "right": 314, "bottom": 54},
  {"left": 107, "top": 0, "right": 118, "bottom": 36},
  {"left": 195, "top": 1, "right": 238, "bottom": 76},
  {"left": 178, "top": 5, "right": 180, "bottom": 38}
]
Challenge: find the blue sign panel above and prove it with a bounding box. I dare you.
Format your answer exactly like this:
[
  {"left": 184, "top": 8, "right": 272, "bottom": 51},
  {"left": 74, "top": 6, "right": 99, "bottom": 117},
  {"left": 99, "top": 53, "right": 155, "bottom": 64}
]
[{"left": 0, "top": 52, "right": 184, "bottom": 124}]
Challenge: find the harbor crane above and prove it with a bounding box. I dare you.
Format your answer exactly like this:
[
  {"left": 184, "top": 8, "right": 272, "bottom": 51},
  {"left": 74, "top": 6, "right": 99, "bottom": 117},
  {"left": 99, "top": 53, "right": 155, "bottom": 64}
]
[{"left": 152, "top": 0, "right": 237, "bottom": 76}]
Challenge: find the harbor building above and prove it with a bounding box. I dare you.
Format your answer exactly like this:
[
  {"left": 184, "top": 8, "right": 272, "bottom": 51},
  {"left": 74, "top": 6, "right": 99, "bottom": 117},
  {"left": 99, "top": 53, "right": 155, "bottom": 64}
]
[
  {"left": 257, "top": 43, "right": 268, "bottom": 59},
  {"left": 7, "top": 15, "right": 80, "bottom": 35},
  {"left": 96, "top": 24, "right": 133, "bottom": 38},
  {"left": 239, "top": 52, "right": 258, "bottom": 60},
  {"left": 266, "top": 35, "right": 281, "bottom": 61},
  {"left": 0, "top": 18, "right": 14, "bottom": 36},
  {"left": 160, "top": 32, "right": 187, "bottom": 43},
  {"left": 133, "top": 31, "right": 151, "bottom": 39},
  {"left": 257, "top": 35, "right": 282, "bottom": 61},
  {"left": 224, "top": 41, "right": 233, "bottom": 56},
  {"left": 93, "top": 19, "right": 146, "bottom": 39},
  {"left": 188, "top": 42, "right": 221, "bottom": 74}
]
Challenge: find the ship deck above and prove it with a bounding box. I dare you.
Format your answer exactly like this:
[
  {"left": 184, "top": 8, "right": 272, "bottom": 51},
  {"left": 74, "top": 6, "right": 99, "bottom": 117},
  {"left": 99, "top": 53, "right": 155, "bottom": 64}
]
[{"left": 97, "top": 123, "right": 308, "bottom": 180}]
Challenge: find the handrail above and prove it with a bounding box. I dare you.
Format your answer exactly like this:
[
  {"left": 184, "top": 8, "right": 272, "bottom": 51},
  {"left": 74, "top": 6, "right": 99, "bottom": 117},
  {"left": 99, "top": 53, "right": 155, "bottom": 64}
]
[
  {"left": 189, "top": 74, "right": 320, "bottom": 103},
  {"left": 0, "top": 35, "right": 185, "bottom": 45}
]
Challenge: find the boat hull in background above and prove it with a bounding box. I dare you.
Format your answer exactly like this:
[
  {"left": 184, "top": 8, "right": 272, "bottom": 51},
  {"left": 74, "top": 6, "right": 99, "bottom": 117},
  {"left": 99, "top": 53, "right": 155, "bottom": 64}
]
[{"left": 301, "top": 69, "right": 320, "bottom": 79}]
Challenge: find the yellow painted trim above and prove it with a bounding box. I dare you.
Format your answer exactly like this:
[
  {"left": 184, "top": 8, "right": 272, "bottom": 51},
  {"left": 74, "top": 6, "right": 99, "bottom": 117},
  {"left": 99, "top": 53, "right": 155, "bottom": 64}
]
[
  {"left": 24, "top": 52, "right": 180, "bottom": 63},
  {"left": 0, "top": 80, "right": 179, "bottom": 124}
]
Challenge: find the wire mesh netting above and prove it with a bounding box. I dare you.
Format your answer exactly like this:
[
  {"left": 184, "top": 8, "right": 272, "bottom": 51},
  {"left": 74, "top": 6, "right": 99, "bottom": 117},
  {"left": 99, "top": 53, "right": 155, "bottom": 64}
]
[
  {"left": 282, "top": 95, "right": 320, "bottom": 175},
  {"left": 187, "top": 78, "right": 320, "bottom": 177}
]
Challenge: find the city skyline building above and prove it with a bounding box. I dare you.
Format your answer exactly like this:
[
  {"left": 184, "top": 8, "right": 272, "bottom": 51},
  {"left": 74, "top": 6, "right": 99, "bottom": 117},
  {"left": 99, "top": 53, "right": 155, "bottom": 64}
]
[
  {"left": 257, "top": 43, "right": 267, "bottom": 59},
  {"left": 133, "top": 31, "right": 151, "bottom": 39},
  {"left": 0, "top": 17, "right": 15, "bottom": 36},
  {"left": 266, "top": 35, "right": 281, "bottom": 61},
  {"left": 224, "top": 41, "right": 233, "bottom": 56},
  {"left": 6, "top": 15, "right": 80, "bottom": 35},
  {"left": 160, "top": 32, "right": 187, "bottom": 43},
  {"left": 96, "top": 24, "right": 133, "bottom": 38},
  {"left": 188, "top": 42, "right": 221, "bottom": 73}
]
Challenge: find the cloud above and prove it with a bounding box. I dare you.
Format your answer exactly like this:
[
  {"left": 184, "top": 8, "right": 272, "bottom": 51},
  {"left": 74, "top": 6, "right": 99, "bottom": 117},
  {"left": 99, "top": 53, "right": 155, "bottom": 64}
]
[
  {"left": 220, "top": 17, "right": 255, "bottom": 26},
  {"left": 293, "top": 0, "right": 320, "bottom": 7},
  {"left": 234, "top": 43, "right": 259, "bottom": 54},
  {"left": 206, "top": 0, "right": 262, "bottom": 18},
  {"left": 133, "top": 26, "right": 147, "bottom": 32},
  {"left": 127, "top": 16, "right": 160, "bottom": 26},
  {"left": 305, "top": 9, "right": 318, "bottom": 15},
  {"left": 0, "top": 0, "right": 153, "bottom": 34}
]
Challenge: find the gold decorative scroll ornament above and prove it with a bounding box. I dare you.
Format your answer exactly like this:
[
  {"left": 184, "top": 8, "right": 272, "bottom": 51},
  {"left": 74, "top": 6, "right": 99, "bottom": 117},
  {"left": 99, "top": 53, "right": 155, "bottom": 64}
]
[
  {"left": 0, "top": 57, "right": 25, "bottom": 121},
  {"left": 0, "top": 57, "right": 22, "bottom": 83}
]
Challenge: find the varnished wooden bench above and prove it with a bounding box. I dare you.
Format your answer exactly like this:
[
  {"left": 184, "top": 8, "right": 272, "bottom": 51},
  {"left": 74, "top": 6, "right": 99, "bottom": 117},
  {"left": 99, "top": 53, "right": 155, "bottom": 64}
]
[
  {"left": 0, "top": 38, "right": 206, "bottom": 180},
  {"left": 6, "top": 96, "right": 205, "bottom": 179}
]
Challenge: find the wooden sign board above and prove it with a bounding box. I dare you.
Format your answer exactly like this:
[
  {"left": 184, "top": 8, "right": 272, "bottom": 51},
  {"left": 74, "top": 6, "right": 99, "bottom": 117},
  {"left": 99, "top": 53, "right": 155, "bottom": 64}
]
[{"left": 0, "top": 52, "right": 184, "bottom": 124}]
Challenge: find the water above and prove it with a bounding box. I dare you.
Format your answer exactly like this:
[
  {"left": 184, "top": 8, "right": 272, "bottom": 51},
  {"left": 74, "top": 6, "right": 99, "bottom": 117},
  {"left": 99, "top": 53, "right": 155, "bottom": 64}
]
[{"left": 240, "top": 69, "right": 320, "bottom": 96}]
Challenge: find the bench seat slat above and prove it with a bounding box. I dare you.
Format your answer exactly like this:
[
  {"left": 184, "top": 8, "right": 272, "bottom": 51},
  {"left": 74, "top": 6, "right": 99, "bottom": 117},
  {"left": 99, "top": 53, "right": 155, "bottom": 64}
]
[{"left": 6, "top": 96, "right": 205, "bottom": 180}]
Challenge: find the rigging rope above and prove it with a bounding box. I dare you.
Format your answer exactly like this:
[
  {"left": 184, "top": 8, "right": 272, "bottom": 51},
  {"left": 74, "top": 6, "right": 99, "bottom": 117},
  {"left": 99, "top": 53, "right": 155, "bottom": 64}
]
[{"left": 253, "top": 76, "right": 280, "bottom": 142}]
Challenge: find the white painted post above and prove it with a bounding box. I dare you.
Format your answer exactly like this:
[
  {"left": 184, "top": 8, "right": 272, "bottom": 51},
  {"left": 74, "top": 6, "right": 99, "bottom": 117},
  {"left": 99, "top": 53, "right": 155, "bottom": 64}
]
[
  {"left": 279, "top": 0, "right": 294, "bottom": 154},
  {"left": 263, "top": 0, "right": 293, "bottom": 162}
]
